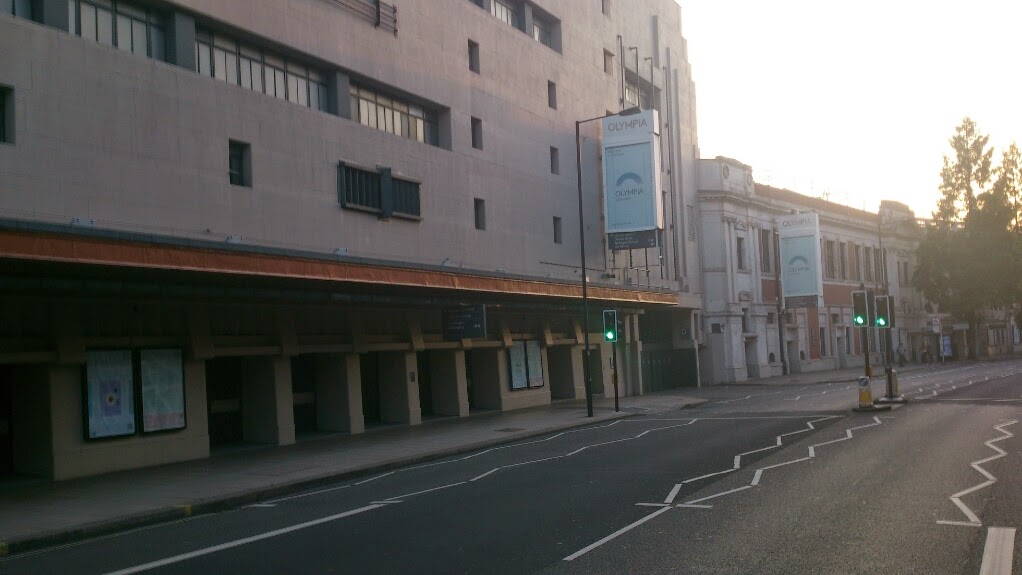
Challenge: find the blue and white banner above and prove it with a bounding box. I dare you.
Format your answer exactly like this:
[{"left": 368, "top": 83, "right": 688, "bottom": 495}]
[
  {"left": 778, "top": 213, "right": 823, "bottom": 309},
  {"left": 601, "top": 110, "right": 663, "bottom": 234}
]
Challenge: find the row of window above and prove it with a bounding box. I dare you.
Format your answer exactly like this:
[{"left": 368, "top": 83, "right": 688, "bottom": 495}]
[
  {"left": 743, "top": 227, "right": 905, "bottom": 286},
  {"left": 474, "top": 0, "right": 557, "bottom": 51},
  {"left": 69, "top": 0, "right": 166, "bottom": 61},
  {"left": 473, "top": 198, "right": 563, "bottom": 243},
  {"left": 195, "top": 28, "right": 329, "bottom": 113},
  {"left": 1, "top": 0, "right": 30, "bottom": 19},
  {"left": 349, "top": 84, "right": 439, "bottom": 146}
]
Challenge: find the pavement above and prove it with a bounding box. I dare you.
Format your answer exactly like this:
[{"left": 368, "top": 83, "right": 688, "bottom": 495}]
[
  {"left": 0, "top": 360, "right": 962, "bottom": 558},
  {"left": 730, "top": 361, "right": 931, "bottom": 386}
]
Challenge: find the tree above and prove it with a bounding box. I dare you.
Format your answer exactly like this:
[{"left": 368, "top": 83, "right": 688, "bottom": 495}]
[
  {"left": 916, "top": 118, "right": 1001, "bottom": 359},
  {"left": 934, "top": 117, "right": 993, "bottom": 223},
  {"left": 991, "top": 143, "right": 1022, "bottom": 232}
]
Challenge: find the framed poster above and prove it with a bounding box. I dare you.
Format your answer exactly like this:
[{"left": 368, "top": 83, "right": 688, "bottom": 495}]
[
  {"left": 509, "top": 341, "right": 528, "bottom": 390},
  {"left": 526, "top": 341, "right": 545, "bottom": 388},
  {"left": 84, "top": 350, "right": 137, "bottom": 439},
  {"left": 140, "top": 349, "right": 186, "bottom": 433}
]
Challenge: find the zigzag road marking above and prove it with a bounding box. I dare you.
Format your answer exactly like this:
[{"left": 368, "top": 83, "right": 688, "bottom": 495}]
[
  {"left": 937, "top": 420, "right": 1018, "bottom": 527},
  {"left": 565, "top": 415, "right": 883, "bottom": 561}
]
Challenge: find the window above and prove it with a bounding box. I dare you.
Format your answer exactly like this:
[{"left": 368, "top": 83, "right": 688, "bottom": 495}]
[
  {"left": 474, "top": 198, "right": 486, "bottom": 230},
  {"left": 602, "top": 0, "right": 609, "bottom": 15},
  {"left": 553, "top": 217, "right": 562, "bottom": 244},
  {"left": 471, "top": 117, "right": 483, "bottom": 149},
  {"left": 838, "top": 242, "right": 847, "bottom": 279},
  {"left": 490, "top": 0, "right": 518, "bottom": 27},
  {"left": 2, "top": 0, "right": 31, "bottom": 19},
  {"left": 337, "top": 163, "right": 419, "bottom": 218},
  {"left": 0, "top": 86, "right": 10, "bottom": 144},
  {"left": 468, "top": 39, "right": 480, "bottom": 73},
  {"left": 532, "top": 19, "right": 552, "bottom": 48},
  {"left": 864, "top": 246, "right": 873, "bottom": 282},
  {"left": 824, "top": 240, "right": 836, "bottom": 279},
  {"left": 820, "top": 327, "right": 827, "bottom": 357},
  {"left": 228, "top": 141, "right": 251, "bottom": 187},
  {"left": 853, "top": 244, "right": 862, "bottom": 281},
  {"left": 736, "top": 237, "right": 746, "bottom": 271},
  {"left": 550, "top": 147, "right": 559, "bottom": 174},
  {"left": 686, "top": 205, "right": 696, "bottom": 241},
  {"left": 767, "top": 313, "right": 776, "bottom": 325},
  {"left": 508, "top": 340, "right": 544, "bottom": 390},
  {"left": 69, "top": 0, "right": 165, "bottom": 61},
  {"left": 349, "top": 84, "right": 439, "bottom": 146},
  {"left": 604, "top": 50, "right": 615, "bottom": 74},
  {"left": 547, "top": 81, "right": 557, "bottom": 109},
  {"left": 760, "top": 229, "right": 773, "bottom": 273},
  {"left": 625, "top": 80, "right": 639, "bottom": 105},
  {"left": 196, "top": 28, "right": 328, "bottom": 113}
]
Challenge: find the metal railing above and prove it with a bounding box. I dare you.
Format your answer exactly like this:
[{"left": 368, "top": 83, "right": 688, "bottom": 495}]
[{"left": 325, "top": 0, "right": 398, "bottom": 36}]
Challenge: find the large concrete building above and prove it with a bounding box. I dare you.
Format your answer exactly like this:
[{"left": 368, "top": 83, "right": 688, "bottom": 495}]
[
  {"left": 0, "top": 0, "right": 703, "bottom": 479},
  {"left": 696, "top": 157, "right": 932, "bottom": 384}
]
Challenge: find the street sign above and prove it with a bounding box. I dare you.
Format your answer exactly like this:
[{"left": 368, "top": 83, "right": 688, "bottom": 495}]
[
  {"left": 442, "top": 305, "right": 487, "bottom": 341},
  {"left": 608, "top": 230, "right": 658, "bottom": 251},
  {"left": 941, "top": 335, "right": 952, "bottom": 358}
]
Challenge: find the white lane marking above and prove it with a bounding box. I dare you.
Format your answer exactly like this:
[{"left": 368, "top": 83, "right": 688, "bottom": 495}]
[
  {"left": 685, "top": 485, "right": 755, "bottom": 504},
  {"left": 354, "top": 471, "right": 395, "bottom": 485},
  {"left": 247, "top": 503, "right": 277, "bottom": 508},
  {"left": 937, "top": 520, "right": 983, "bottom": 528},
  {"left": 751, "top": 457, "right": 812, "bottom": 486},
  {"left": 636, "top": 503, "right": 671, "bottom": 508},
  {"left": 938, "top": 420, "right": 1017, "bottom": 527},
  {"left": 979, "top": 527, "right": 1016, "bottom": 575},
  {"left": 263, "top": 484, "right": 351, "bottom": 504},
  {"left": 469, "top": 468, "right": 500, "bottom": 482},
  {"left": 806, "top": 417, "right": 882, "bottom": 458},
  {"left": 929, "top": 398, "right": 1022, "bottom": 403},
  {"left": 563, "top": 506, "right": 674, "bottom": 561},
  {"left": 675, "top": 504, "right": 713, "bottom": 509},
  {"left": 382, "top": 481, "right": 466, "bottom": 502},
  {"left": 664, "top": 483, "right": 683, "bottom": 504},
  {"left": 100, "top": 503, "right": 392, "bottom": 575}
]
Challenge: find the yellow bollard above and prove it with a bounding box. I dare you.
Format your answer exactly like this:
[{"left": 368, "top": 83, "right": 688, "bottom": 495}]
[{"left": 857, "top": 376, "right": 873, "bottom": 408}]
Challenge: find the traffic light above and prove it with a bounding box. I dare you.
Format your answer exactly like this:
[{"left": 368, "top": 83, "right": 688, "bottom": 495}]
[
  {"left": 852, "top": 291, "right": 868, "bottom": 326},
  {"left": 603, "top": 310, "right": 618, "bottom": 342},
  {"left": 874, "top": 295, "right": 895, "bottom": 328}
]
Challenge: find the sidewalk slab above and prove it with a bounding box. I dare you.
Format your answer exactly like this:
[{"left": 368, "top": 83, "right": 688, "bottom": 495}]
[{"left": 0, "top": 393, "right": 704, "bottom": 557}]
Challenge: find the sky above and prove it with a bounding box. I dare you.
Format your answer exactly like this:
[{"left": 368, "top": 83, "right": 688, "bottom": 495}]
[{"left": 677, "top": 0, "right": 1022, "bottom": 218}]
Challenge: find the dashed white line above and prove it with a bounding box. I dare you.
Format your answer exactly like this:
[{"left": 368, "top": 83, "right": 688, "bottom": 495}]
[
  {"left": 99, "top": 503, "right": 393, "bottom": 575},
  {"left": 664, "top": 483, "right": 683, "bottom": 504}
]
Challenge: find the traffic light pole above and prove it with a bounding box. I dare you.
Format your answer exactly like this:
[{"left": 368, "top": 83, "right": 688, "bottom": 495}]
[
  {"left": 861, "top": 326, "right": 871, "bottom": 379},
  {"left": 612, "top": 339, "right": 620, "bottom": 413}
]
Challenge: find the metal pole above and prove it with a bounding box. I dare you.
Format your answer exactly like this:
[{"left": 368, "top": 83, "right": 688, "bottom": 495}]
[
  {"left": 576, "top": 120, "right": 594, "bottom": 417},
  {"left": 613, "top": 338, "right": 620, "bottom": 412}
]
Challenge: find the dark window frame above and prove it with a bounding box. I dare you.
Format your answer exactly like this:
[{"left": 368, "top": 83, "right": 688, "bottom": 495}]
[
  {"left": 553, "top": 216, "right": 562, "bottom": 244},
  {"left": 228, "top": 140, "right": 250, "bottom": 187},
  {"left": 471, "top": 117, "right": 483, "bottom": 150},
  {"left": 474, "top": 198, "right": 486, "bottom": 230},
  {"left": 468, "top": 39, "right": 480, "bottom": 73}
]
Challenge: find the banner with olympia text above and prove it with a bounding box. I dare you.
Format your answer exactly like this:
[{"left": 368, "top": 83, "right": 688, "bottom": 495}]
[
  {"left": 778, "top": 213, "right": 824, "bottom": 309},
  {"left": 601, "top": 110, "right": 663, "bottom": 236}
]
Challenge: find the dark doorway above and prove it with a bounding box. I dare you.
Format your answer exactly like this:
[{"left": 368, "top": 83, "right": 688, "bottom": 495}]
[
  {"left": 0, "top": 366, "right": 12, "bottom": 476},
  {"left": 206, "top": 358, "right": 244, "bottom": 447},
  {"left": 465, "top": 352, "right": 475, "bottom": 408},
  {"left": 416, "top": 351, "right": 434, "bottom": 416},
  {"left": 360, "top": 352, "right": 380, "bottom": 424},
  {"left": 290, "top": 355, "right": 317, "bottom": 434}
]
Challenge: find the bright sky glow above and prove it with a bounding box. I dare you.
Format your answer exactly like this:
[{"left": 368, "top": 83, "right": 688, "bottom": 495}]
[{"left": 679, "top": 1, "right": 1022, "bottom": 218}]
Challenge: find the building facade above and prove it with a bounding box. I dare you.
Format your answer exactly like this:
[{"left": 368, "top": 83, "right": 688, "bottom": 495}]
[
  {"left": 696, "top": 157, "right": 931, "bottom": 384},
  {"left": 0, "top": 0, "right": 704, "bottom": 479}
]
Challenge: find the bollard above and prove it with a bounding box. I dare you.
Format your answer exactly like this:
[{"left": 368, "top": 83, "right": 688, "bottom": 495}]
[{"left": 857, "top": 376, "right": 872, "bottom": 408}]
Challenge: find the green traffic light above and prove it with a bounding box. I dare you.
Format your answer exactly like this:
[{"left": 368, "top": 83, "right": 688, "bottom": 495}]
[
  {"left": 854, "top": 316, "right": 864, "bottom": 325},
  {"left": 877, "top": 318, "right": 887, "bottom": 326},
  {"left": 605, "top": 330, "right": 616, "bottom": 340}
]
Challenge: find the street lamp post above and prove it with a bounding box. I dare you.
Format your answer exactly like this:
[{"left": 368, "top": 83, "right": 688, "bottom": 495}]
[{"left": 575, "top": 106, "right": 642, "bottom": 417}]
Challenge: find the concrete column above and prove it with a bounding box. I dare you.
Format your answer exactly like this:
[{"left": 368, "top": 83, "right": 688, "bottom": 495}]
[
  {"left": 166, "top": 11, "right": 197, "bottom": 71},
  {"left": 521, "top": 2, "right": 533, "bottom": 33},
  {"left": 315, "top": 353, "right": 364, "bottom": 434},
  {"left": 378, "top": 351, "right": 420, "bottom": 425},
  {"left": 327, "top": 70, "right": 351, "bottom": 119},
  {"left": 242, "top": 357, "right": 296, "bottom": 446},
  {"left": 468, "top": 349, "right": 503, "bottom": 410},
  {"left": 31, "top": 0, "right": 69, "bottom": 31},
  {"left": 429, "top": 350, "right": 468, "bottom": 417}
]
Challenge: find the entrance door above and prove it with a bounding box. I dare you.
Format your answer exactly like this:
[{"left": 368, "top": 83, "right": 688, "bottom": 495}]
[
  {"left": 786, "top": 340, "right": 802, "bottom": 374},
  {"left": 416, "top": 352, "right": 434, "bottom": 417},
  {"left": 360, "top": 352, "right": 380, "bottom": 423},
  {"left": 206, "top": 358, "right": 244, "bottom": 447},
  {"left": 0, "top": 366, "right": 12, "bottom": 475}
]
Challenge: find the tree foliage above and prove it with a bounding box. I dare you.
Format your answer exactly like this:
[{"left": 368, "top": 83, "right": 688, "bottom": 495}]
[{"left": 914, "top": 118, "right": 1019, "bottom": 359}]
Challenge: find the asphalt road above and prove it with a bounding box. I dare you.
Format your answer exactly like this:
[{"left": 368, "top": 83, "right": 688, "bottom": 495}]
[{"left": 2, "top": 361, "right": 1020, "bottom": 575}]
